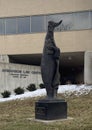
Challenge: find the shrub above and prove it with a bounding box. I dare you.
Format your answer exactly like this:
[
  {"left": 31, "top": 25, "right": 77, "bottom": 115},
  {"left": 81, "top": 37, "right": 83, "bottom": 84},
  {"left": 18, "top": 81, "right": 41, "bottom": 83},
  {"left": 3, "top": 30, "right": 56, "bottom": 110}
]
[
  {"left": 26, "top": 84, "right": 36, "bottom": 91},
  {"left": 1, "top": 90, "right": 11, "bottom": 98},
  {"left": 14, "top": 87, "right": 24, "bottom": 95},
  {"left": 39, "top": 83, "right": 45, "bottom": 89}
]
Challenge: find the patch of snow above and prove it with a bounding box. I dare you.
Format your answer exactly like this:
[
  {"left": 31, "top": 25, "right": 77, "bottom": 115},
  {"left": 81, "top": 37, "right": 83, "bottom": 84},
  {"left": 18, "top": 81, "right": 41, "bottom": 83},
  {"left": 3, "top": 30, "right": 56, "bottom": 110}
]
[
  {"left": 58, "top": 84, "right": 92, "bottom": 96},
  {"left": 0, "top": 84, "right": 92, "bottom": 102}
]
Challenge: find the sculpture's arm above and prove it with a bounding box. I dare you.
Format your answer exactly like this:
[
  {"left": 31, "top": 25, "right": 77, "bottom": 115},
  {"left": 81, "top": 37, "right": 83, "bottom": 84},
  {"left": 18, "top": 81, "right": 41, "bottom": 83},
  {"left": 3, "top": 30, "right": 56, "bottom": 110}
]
[
  {"left": 46, "top": 45, "right": 55, "bottom": 55},
  {"left": 47, "top": 46, "right": 60, "bottom": 59},
  {"left": 54, "top": 47, "right": 60, "bottom": 59}
]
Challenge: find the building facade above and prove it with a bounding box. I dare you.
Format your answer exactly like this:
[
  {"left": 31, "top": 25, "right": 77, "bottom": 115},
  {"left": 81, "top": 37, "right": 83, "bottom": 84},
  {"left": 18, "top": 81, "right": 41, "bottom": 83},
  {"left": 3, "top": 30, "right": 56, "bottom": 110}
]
[{"left": 0, "top": 0, "right": 92, "bottom": 85}]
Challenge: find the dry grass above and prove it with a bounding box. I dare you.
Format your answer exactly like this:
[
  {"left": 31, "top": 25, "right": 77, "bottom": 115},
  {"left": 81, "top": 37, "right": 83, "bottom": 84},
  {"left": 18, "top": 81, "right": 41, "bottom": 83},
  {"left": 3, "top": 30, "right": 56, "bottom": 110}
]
[{"left": 0, "top": 91, "right": 92, "bottom": 130}]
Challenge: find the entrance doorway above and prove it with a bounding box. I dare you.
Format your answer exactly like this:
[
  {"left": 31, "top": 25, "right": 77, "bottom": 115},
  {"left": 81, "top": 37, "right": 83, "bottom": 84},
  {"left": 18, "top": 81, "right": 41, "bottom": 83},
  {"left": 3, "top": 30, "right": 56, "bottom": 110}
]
[
  {"left": 59, "top": 52, "right": 84, "bottom": 85},
  {"left": 9, "top": 52, "right": 84, "bottom": 85}
]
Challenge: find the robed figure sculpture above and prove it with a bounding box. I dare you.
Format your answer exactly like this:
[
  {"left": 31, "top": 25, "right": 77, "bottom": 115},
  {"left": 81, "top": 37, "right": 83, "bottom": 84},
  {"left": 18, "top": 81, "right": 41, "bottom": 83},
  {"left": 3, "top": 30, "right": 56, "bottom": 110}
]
[{"left": 41, "top": 20, "right": 62, "bottom": 99}]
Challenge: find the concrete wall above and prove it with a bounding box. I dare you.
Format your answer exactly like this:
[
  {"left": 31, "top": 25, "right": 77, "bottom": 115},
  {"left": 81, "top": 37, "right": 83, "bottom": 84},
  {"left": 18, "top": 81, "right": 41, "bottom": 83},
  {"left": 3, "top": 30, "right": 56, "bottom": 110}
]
[
  {"left": 84, "top": 51, "right": 92, "bottom": 85},
  {"left": 0, "top": 55, "right": 9, "bottom": 63},
  {"left": 0, "top": 30, "right": 92, "bottom": 54},
  {"left": 0, "top": 63, "right": 42, "bottom": 93},
  {"left": 0, "top": 0, "right": 91, "bottom": 17}
]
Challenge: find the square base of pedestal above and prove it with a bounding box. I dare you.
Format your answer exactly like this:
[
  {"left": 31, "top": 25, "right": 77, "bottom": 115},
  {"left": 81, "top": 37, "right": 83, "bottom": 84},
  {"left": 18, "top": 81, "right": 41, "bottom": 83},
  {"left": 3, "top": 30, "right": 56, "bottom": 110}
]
[{"left": 35, "top": 99, "right": 67, "bottom": 120}]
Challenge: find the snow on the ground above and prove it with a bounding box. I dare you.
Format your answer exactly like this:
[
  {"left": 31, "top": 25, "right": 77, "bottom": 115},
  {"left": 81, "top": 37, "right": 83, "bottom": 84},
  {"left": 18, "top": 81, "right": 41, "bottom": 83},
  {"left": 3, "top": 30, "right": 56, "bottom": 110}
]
[{"left": 0, "top": 84, "right": 92, "bottom": 102}]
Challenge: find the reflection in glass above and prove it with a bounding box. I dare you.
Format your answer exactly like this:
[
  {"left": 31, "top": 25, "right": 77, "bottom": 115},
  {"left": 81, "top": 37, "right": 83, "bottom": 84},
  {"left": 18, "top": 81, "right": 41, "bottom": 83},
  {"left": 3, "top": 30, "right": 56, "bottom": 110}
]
[
  {"left": 90, "top": 11, "right": 92, "bottom": 28},
  {"left": 5, "top": 18, "right": 17, "bottom": 34},
  {"left": 31, "top": 16, "right": 45, "bottom": 32},
  {"left": 46, "top": 13, "right": 73, "bottom": 31},
  {"left": 17, "top": 17, "right": 30, "bottom": 33},
  {"left": 0, "top": 11, "right": 92, "bottom": 35},
  {"left": 0, "top": 19, "right": 5, "bottom": 34},
  {"left": 73, "top": 11, "right": 90, "bottom": 30}
]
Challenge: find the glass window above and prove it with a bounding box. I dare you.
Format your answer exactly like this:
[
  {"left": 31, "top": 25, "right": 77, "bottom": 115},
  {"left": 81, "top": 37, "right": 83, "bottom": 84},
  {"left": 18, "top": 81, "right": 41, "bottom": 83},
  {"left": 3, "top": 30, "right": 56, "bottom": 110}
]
[
  {"left": 5, "top": 18, "right": 17, "bottom": 34},
  {"left": 0, "top": 19, "right": 5, "bottom": 34},
  {"left": 0, "top": 11, "right": 91, "bottom": 35},
  {"left": 91, "top": 11, "right": 92, "bottom": 28},
  {"left": 46, "top": 13, "right": 73, "bottom": 31},
  {"left": 31, "top": 16, "right": 45, "bottom": 32},
  {"left": 17, "top": 17, "right": 30, "bottom": 33},
  {"left": 73, "top": 11, "right": 90, "bottom": 30}
]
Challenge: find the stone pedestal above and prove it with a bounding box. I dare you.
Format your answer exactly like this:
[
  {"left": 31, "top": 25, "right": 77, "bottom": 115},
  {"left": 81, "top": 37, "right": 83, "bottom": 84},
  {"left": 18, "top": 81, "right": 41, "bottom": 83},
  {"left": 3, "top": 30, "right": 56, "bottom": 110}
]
[{"left": 35, "top": 99, "right": 67, "bottom": 120}]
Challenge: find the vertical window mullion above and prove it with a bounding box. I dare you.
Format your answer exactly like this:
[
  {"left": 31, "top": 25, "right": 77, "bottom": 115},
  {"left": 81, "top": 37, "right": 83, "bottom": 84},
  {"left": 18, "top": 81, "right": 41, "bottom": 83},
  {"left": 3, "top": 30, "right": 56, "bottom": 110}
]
[
  {"left": 44, "top": 15, "right": 47, "bottom": 32},
  {"left": 30, "top": 16, "right": 31, "bottom": 33},
  {"left": 5, "top": 18, "right": 6, "bottom": 35},
  {"left": 15, "top": 18, "right": 17, "bottom": 34}
]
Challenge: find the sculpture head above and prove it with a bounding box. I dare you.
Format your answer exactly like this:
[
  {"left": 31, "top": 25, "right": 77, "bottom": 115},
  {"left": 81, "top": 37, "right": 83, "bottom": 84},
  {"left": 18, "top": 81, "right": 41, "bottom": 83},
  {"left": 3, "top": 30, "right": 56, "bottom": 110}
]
[{"left": 48, "top": 20, "right": 62, "bottom": 31}]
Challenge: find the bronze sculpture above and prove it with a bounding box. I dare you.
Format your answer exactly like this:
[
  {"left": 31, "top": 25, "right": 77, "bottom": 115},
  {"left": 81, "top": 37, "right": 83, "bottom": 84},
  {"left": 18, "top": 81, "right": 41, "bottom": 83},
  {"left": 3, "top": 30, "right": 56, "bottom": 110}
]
[
  {"left": 41, "top": 20, "right": 62, "bottom": 99},
  {"left": 35, "top": 20, "right": 67, "bottom": 120}
]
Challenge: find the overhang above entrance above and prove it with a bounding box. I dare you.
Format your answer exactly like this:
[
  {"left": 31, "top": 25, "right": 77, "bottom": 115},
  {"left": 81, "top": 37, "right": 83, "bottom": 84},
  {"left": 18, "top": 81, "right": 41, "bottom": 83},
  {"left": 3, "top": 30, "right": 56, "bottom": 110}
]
[{"left": 9, "top": 52, "right": 84, "bottom": 67}]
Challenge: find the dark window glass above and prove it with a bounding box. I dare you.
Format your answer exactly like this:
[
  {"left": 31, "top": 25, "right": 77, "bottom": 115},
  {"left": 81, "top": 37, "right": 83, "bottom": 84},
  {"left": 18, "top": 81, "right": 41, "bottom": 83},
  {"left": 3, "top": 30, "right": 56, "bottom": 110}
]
[
  {"left": 46, "top": 13, "right": 73, "bottom": 31},
  {"left": 73, "top": 11, "right": 90, "bottom": 30},
  {"left": 31, "top": 16, "right": 45, "bottom": 32},
  {"left": 0, "top": 19, "right": 5, "bottom": 34},
  {"left": 5, "top": 18, "right": 17, "bottom": 34},
  {"left": 17, "top": 17, "right": 30, "bottom": 33},
  {"left": 0, "top": 11, "right": 91, "bottom": 35},
  {"left": 46, "top": 11, "right": 91, "bottom": 31},
  {"left": 91, "top": 11, "right": 92, "bottom": 28}
]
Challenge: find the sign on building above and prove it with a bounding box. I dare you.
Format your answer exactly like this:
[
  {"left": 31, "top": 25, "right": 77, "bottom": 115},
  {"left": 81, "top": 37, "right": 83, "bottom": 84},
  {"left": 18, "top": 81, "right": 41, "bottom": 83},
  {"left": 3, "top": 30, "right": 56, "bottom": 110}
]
[{"left": 0, "top": 63, "right": 42, "bottom": 93}]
